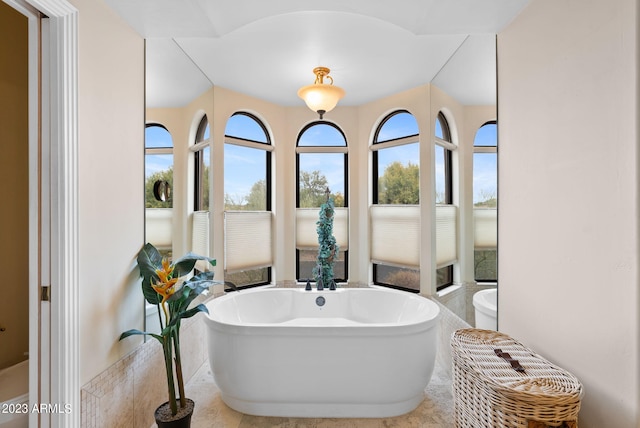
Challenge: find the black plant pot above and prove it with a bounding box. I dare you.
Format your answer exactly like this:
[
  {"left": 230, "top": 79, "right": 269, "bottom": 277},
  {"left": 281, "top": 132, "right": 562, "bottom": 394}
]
[{"left": 154, "top": 398, "right": 194, "bottom": 428}]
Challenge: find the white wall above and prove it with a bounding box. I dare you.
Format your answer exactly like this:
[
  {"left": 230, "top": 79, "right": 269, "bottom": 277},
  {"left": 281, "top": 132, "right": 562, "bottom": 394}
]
[
  {"left": 74, "top": 0, "right": 145, "bottom": 384},
  {"left": 497, "top": 0, "right": 639, "bottom": 426}
]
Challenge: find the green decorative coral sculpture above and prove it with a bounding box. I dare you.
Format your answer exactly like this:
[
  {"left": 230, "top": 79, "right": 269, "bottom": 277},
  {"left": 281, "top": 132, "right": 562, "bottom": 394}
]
[{"left": 313, "top": 188, "right": 340, "bottom": 290}]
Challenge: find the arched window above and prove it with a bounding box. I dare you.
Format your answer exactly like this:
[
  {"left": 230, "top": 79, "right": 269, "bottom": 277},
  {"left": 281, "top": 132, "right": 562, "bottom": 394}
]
[
  {"left": 435, "top": 112, "right": 452, "bottom": 204},
  {"left": 296, "top": 121, "right": 348, "bottom": 283},
  {"left": 473, "top": 121, "right": 497, "bottom": 281},
  {"left": 371, "top": 110, "right": 420, "bottom": 292},
  {"left": 434, "top": 112, "right": 457, "bottom": 290},
  {"left": 145, "top": 124, "right": 173, "bottom": 256},
  {"left": 223, "top": 112, "right": 272, "bottom": 288},
  {"left": 193, "top": 115, "right": 210, "bottom": 211},
  {"left": 190, "top": 115, "right": 210, "bottom": 262}
]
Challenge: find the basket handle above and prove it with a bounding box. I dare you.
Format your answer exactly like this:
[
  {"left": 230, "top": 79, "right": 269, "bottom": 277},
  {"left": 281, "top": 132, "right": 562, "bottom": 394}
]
[{"left": 494, "top": 349, "right": 526, "bottom": 373}]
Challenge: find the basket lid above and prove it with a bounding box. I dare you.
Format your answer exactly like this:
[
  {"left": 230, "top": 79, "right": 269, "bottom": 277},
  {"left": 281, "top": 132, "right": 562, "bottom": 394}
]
[{"left": 451, "top": 328, "right": 584, "bottom": 401}]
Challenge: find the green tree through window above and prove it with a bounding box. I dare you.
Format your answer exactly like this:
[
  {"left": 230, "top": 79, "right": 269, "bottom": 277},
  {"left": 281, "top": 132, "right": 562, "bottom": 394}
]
[
  {"left": 378, "top": 161, "right": 419, "bottom": 204},
  {"left": 145, "top": 168, "right": 173, "bottom": 208}
]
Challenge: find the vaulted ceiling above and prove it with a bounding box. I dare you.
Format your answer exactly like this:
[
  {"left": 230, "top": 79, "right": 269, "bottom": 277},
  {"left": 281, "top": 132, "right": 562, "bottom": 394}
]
[{"left": 103, "top": 0, "right": 530, "bottom": 108}]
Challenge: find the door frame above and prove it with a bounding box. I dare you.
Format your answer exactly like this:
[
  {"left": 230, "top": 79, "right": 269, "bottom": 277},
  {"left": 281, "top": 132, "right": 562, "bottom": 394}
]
[{"left": 3, "top": 0, "right": 79, "bottom": 426}]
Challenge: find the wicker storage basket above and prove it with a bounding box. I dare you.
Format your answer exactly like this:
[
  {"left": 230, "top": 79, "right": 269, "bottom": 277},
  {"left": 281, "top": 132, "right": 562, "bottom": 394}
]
[{"left": 451, "top": 329, "right": 583, "bottom": 428}]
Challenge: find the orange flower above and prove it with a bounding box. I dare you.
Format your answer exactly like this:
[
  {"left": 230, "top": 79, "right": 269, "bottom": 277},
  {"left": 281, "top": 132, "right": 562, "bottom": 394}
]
[
  {"left": 153, "top": 258, "right": 179, "bottom": 322},
  {"left": 152, "top": 277, "right": 179, "bottom": 303},
  {"left": 155, "top": 259, "right": 174, "bottom": 284}
]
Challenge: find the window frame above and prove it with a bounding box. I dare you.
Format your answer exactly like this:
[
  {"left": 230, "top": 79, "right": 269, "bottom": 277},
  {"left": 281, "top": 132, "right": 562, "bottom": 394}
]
[
  {"left": 473, "top": 120, "right": 498, "bottom": 283},
  {"left": 371, "top": 110, "right": 421, "bottom": 292},
  {"left": 434, "top": 112, "right": 455, "bottom": 290},
  {"left": 434, "top": 112, "right": 454, "bottom": 205},
  {"left": 224, "top": 112, "right": 273, "bottom": 211},
  {"left": 295, "top": 120, "right": 349, "bottom": 283},
  {"left": 192, "top": 115, "right": 210, "bottom": 211},
  {"left": 144, "top": 123, "right": 174, "bottom": 257},
  {"left": 144, "top": 124, "right": 174, "bottom": 208},
  {"left": 223, "top": 112, "right": 273, "bottom": 289}
]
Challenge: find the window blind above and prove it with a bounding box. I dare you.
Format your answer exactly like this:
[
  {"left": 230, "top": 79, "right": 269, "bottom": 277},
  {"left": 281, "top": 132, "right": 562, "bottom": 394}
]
[
  {"left": 145, "top": 208, "right": 172, "bottom": 250},
  {"left": 192, "top": 211, "right": 209, "bottom": 255},
  {"left": 224, "top": 211, "right": 272, "bottom": 273},
  {"left": 370, "top": 205, "right": 420, "bottom": 268},
  {"left": 473, "top": 208, "right": 497, "bottom": 249},
  {"left": 192, "top": 211, "right": 210, "bottom": 270},
  {"left": 436, "top": 205, "right": 457, "bottom": 267},
  {"left": 296, "top": 207, "right": 349, "bottom": 250}
]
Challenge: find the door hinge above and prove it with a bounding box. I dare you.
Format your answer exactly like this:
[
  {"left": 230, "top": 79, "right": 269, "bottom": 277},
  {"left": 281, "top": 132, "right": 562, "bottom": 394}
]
[{"left": 41, "top": 285, "right": 50, "bottom": 302}]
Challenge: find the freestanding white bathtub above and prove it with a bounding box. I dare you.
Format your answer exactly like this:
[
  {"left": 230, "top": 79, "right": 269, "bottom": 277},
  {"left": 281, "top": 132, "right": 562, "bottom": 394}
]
[
  {"left": 203, "top": 287, "right": 440, "bottom": 418},
  {"left": 0, "top": 359, "right": 29, "bottom": 428}
]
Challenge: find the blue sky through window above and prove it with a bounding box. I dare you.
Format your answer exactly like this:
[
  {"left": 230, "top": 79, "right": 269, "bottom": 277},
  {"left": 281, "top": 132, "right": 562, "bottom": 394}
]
[
  {"left": 377, "top": 111, "right": 419, "bottom": 142},
  {"left": 224, "top": 144, "right": 266, "bottom": 200},
  {"left": 299, "top": 152, "right": 345, "bottom": 197},
  {"left": 145, "top": 125, "right": 173, "bottom": 148},
  {"left": 376, "top": 112, "right": 420, "bottom": 175},
  {"left": 225, "top": 113, "right": 268, "bottom": 143},
  {"left": 474, "top": 122, "right": 497, "bottom": 146},
  {"left": 145, "top": 114, "right": 497, "bottom": 205},
  {"left": 298, "top": 123, "right": 346, "bottom": 147},
  {"left": 224, "top": 114, "right": 270, "bottom": 202},
  {"left": 473, "top": 123, "right": 497, "bottom": 204},
  {"left": 145, "top": 125, "right": 173, "bottom": 178}
]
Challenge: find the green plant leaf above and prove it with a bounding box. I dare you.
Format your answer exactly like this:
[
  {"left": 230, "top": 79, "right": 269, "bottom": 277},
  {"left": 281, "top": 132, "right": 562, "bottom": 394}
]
[
  {"left": 160, "top": 324, "right": 177, "bottom": 338},
  {"left": 166, "top": 280, "right": 213, "bottom": 315},
  {"left": 188, "top": 270, "right": 215, "bottom": 283},
  {"left": 137, "top": 243, "right": 163, "bottom": 304},
  {"left": 180, "top": 303, "right": 209, "bottom": 320},
  {"left": 142, "top": 285, "right": 162, "bottom": 306},
  {"left": 119, "top": 328, "right": 163, "bottom": 343},
  {"left": 172, "top": 253, "right": 216, "bottom": 277}
]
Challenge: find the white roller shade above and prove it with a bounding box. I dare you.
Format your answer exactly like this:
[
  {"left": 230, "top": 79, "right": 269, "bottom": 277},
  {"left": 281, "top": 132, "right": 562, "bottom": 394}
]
[
  {"left": 145, "top": 208, "right": 172, "bottom": 250},
  {"left": 436, "top": 205, "right": 457, "bottom": 267},
  {"left": 370, "top": 205, "right": 420, "bottom": 268},
  {"left": 296, "top": 207, "right": 349, "bottom": 250},
  {"left": 192, "top": 211, "right": 210, "bottom": 270},
  {"left": 224, "top": 211, "right": 272, "bottom": 273},
  {"left": 474, "top": 208, "right": 497, "bottom": 249},
  {"left": 192, "top": 211, "right": 209, "bottom": 256}
]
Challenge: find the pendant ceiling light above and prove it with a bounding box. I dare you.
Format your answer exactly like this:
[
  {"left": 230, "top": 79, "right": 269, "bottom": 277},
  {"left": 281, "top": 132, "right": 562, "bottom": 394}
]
[{"left": 297, "top": 67, "right": 345, "bottom": 119}]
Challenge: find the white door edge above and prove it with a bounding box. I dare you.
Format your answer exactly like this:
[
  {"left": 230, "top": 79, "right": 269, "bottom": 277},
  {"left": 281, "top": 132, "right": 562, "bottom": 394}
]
[{"left": 4, "top": 0, "right": 80, "bottom": 426}]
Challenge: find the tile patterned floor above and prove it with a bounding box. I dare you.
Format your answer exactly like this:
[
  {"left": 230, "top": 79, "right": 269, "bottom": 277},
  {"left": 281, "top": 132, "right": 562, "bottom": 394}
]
[{"left": 155, "top": 359, "right": 455, "bottom": 428}]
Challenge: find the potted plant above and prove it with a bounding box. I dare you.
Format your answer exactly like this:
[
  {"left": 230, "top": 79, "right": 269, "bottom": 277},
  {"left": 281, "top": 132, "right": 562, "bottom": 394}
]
[{"left": 120, "top": 243, "right": 219, "bottom": 427}]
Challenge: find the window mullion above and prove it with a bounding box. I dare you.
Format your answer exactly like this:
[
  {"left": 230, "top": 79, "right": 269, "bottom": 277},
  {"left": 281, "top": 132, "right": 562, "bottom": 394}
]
[
  {"left": 371, "top": 135, "right": 419, "bottom": 151},
  {"left": 435, "top": 137, "right": 456, "bottom": 151},
  {"left": 225, "top": 136, "right": 274, "bottom": 151}
]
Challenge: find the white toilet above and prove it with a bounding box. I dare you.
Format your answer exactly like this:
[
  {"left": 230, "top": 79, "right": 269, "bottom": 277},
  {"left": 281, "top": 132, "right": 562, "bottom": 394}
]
[{"left": 473, "top": 288, "right": 497, "bottom": 330}]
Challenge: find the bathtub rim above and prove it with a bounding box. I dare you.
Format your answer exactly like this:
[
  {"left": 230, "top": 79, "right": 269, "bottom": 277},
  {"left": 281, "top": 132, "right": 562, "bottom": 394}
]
[
  {"left": 473, "top": 287, "right": 497, "bottom": 317},
  {"left": 203, "top": 286, "right": 440, "bottom": 336}
]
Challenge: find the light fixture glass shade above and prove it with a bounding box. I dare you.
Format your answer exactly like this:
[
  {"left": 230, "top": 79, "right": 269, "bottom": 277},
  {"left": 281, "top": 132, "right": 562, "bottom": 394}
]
[
  {"left": 297, "top": 84, "right": 345, "bottom": 115},
  {"left": 297, "top": 67, "right": 345, "bottom": 118}
]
